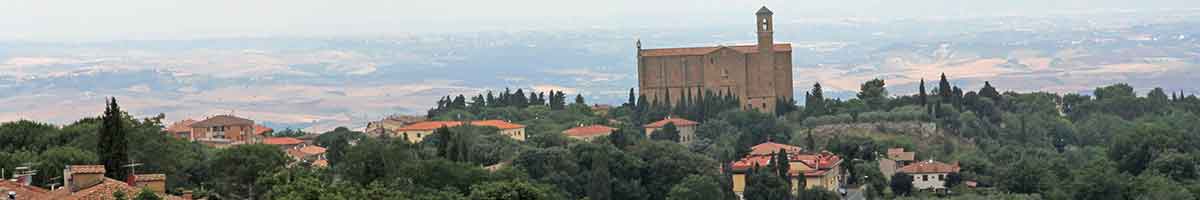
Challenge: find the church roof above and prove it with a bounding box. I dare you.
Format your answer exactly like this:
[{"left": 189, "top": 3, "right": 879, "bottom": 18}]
[
  {"left": 757, "top": 6, "right": 773, "bottom": 15},
  {"left": 639, "top": 44, "right": 791, "bottom": 57}
]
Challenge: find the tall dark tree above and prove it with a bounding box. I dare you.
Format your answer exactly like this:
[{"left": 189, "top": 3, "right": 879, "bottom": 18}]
[
  {"left": 771, "top": 149, "right": 792, "bottom": 188},
  {"left": 857, "top": 78, "right": 888, "bottom": 110},
  {"left": 938, "top": 73, "right": 953, "bottom": 100},
  {"left": 890, "top": 172, "right": 914, "bottom": 196},
  {"left": 587, "top": 153, "right": 612, "bottom": 200},
  {"left": 513, "top": 89, "right": 528, "bottom": 108},
  {"left": 627, "top": 88, "right": 637, "bottom": 107},
  {"left": 806, "top": 83, "right": 826, "bottom": 116},
  {"left": 918, "top": 79, "right": 928, "bottom": 106},
  {"left": 650, "top": 123, "right": 681, "bottom": 142},
  {"left": 980, "top": 81, "right": 1001, "bottom": 101},
  {"left": 575, "top": 94, "right": 586, "bottom": 105},
  {"left": 99, "top": 97, "right": 129, "bottom": 180}
]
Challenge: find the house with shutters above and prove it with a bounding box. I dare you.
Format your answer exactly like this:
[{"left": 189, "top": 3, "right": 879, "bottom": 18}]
[
  {"left": 899, "top": 160, "right": 961, "bottom": 191},
  {"left": 166, "top": 115, "right": 273, "bottom": 148}
]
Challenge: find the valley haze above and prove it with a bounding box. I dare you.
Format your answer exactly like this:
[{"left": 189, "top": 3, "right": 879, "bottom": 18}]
[{"left": 1, "top": 2, "right": 1199, "bottom": 132}]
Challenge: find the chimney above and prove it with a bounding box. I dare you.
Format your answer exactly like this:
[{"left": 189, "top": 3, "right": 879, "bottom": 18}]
[
  {"left": 132, "top": 174, "right": 167, "bottom": 194},
  {"left": 64, "top": 165, "right": 106, "bottom": 192},
  {"left": 182, "top": 190, "right": 193, "bottom": 200}
]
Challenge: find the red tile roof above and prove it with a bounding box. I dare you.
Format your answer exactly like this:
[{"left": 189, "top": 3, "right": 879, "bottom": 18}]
[
  {"left": 312, "top": 159, "right": 329, "bottom": 168},
  {"left": 263, "top": 137, "right": 304, "bottom": 145},
  {"left": 563, "top": 125, "right": 616, "bottom": 137},
  {"left": 644, "top": 117, "right": 699, "bottom": 128},
  {"left": 298, "top": 145, "right": 326, "bottom": 155},
  {"left": 133, "top": 174, "right": 166, "bottom": 182},
  {"left": 0, "top": 180, "right": 51, "bottom": 199},
  {"left": 253, "top": 124, "right": 273, "bottom": 135},
  {"left": 190, "top": 115, "right": 253, "bottom": 127},
  {"left": 49, "top": 178, "right": 186, "bottom": 200},
  {"left": 747, "top": 142, "right": 804, "bottom": 156},
  {"left": 730, "top": 142, "right": 842, "bottom": 177},
  {"left": 69, "top": 165, "right": 106, "bottom": 174},
  {"left": 887, "top": 148, "right": 915, "bottom": 161},
  {"left": 164, "top": 119, "right": 196, "bottom": 133},
  {"left": 396, "top": 121, "right": 463, "bottom": 131},
  {"left": 639, "top": 44, "right": 792, "bottom": 57},
  {"left": 471, "top": 120, "right": 526, "bottom": 130},
  {"left": 898, "top": 160, "right": 960, "bottom": 174},
  {"left": 396, "top": 120, "right": 525, "bottom": 131}
]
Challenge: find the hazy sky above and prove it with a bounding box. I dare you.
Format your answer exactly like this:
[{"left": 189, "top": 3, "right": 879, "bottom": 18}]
[{"left": 2, "top": 0, "right": 1196, "bottom": 41}]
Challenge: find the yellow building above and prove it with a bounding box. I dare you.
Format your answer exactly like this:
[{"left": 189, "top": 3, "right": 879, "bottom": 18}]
[{"left": 729, "top": 142, "right": 843, "bottom": 199}]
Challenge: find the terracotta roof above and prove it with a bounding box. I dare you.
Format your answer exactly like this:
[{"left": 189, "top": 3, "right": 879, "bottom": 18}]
[
  {"left": 298, "top": 145, "right": 326, "bottom": 155},
  {"left": 793, "top": 152, "right": 843, "bottom": 170},
  {"left": 747, "top": 142, "right": 804, "bottom": 156},
  {"left": 263, "top": 137, "right": 304, "bottom": 145},
  {"left": 471, "top": 120, "right": 526, "bottom": 130},
  {"left": 164, "top": 119, "right": 196, "bottom": 133},
  {"left": 591, "top": 104, "right": 612, "bottom": 110},
  {"left": 898, "top": 160, "right": 960, "bottom": 174},
  {"left": 69, "top": 165, "right": 106, "bottom": 174},
  {"left": 563, "top": 125, "right": 616, "bottom": 137},
  {"left": 886, "top": 148, "right": 915, "bottom": 161},
  {"left": 253, "top": 124, "right": 273, "bottom": 135},
  {"left": 312, "top": 159, "right": 329, "bottom": 168},
  {"left": 644, "top": 117, "right": 699, "bottom": 128},
  {"left": 133, "top": 174, "right": 166, "bottom": 182},
  {"left": 730, "top": 144, "right": 842, "bottom": 177},
  {"left": 639, "top": 44, "right": 791, "bottom": 57},
  {"left": 190, "top": 115, "right": 253, "bottom": 127},
  {"left": 48, "top": 178, "right": 185, "bottom": 200},
  {"left": 0, "top": 180, "right": 51, "bottom": 199},
  {"left": 396, "top": 121, "right": 463, "bottom": 131}
]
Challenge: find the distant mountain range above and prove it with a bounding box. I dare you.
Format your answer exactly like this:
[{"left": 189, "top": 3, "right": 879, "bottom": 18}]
[{"left": 1, "top": 10, "right": 1197, "bottom": 131}]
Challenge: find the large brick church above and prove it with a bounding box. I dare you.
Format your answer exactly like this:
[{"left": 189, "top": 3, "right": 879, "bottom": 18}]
[{"left": 637, "top": 6, "right": 794, "bottom": 112}]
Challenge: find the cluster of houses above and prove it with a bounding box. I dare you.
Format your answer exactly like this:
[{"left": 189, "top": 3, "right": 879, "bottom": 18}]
[
  {"left": 165, "top": 115, "right": 328, "bottom": 168},
  {"left": 727, "top": 142, "right": 844, "bottom": 199},
  {"left": 1, "top": 165, "right": 192, "bottom": 200}
]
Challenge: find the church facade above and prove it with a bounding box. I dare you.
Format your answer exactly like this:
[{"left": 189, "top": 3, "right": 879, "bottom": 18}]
[{"left": 637, "top": 6, "right": 793, "bottom": 113}]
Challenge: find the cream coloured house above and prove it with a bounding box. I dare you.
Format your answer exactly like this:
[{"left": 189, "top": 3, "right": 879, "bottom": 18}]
[
  {"left": 393, "top": 120, "right": 526, "bottom": 143},
  {"left": 643, "top": 117, "right": 699, "bottom": 144},
  {"left": 899, "top": 160, "right": 960, "bottom": 191}
]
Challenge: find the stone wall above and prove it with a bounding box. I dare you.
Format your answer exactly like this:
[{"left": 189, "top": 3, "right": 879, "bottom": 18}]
[{"left": 809, "top": 121, "right": 939, "bottom": 137}]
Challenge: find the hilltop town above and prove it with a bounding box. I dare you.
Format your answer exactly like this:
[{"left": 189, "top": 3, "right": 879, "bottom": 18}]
[{"left": 3, "top": 6, "right": 1200, "bottom": 200}]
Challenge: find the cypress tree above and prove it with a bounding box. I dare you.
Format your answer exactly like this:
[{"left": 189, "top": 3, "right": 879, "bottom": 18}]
[
  {"left": 980, "top": 81, "right": 1000, "bottom": 101},
  {"left": 486, "top": 91, "right": 497, "bottom": 107},
  {"left": 627, "top": 88, "right": 637, "bottom": 107},
  {"left": 938, "top": 73, "right": 952, "bottom": 100},
  {"left": 575, "top": 94, "right": 586, "bottom": 105},
  {"left": 918, "top": 79, "right": 928, "bottom": 106},
  {"left": 99, "top": 97, "right": 129, "bottom": 180},
  {"left": 588, "top": 153, "right": 612, "bottom": 200}
]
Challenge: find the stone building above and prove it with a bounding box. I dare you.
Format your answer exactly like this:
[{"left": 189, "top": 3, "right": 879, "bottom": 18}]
[{"left": 637, "top": 6, "right": 793, "bottom": 113}]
